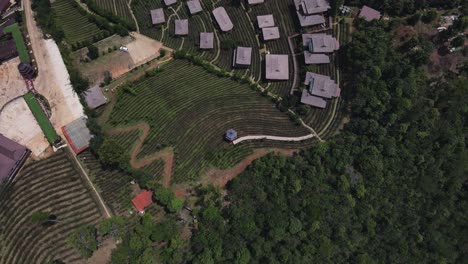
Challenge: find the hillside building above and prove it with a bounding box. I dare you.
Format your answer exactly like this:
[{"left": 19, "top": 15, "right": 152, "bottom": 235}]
[
  {"left": 187, "top": 0, "right": 202, "bottom": 14},
  {"left": 0, "top": 0, "right": 11, "bottom": 13},
  {"left": 132, "top": 190, "right": 153, "bottom": 214},
  {"left": 0, "top": 39, "right": 18, "bottom": 63},
  {"left": 265, "top": 54, "right": 289, "bottom": 80},
  {"left": 84, "top": 86, "right": 107, "bottom": 109},
  {"left": 233, "top": 47, "right": 252, "bottom": 68},
  {"left": 257, "top": 14, "right": 275, "bottom": 28},
  {"left": 301, "top": 72, "right": 340, "bottom": 108},
  {"left": 296, "top": 12, "right": 325, "bottom": 27},
  {"left": 248, "top": 0, "right": 264, "bottom": 4},
  {"left": 62, "top": 116, "right": 92, "bottom": 154},
  {"left": 164, "top": 0, "right": 176, "bottom": 6},
  {"left": 0, "top": 134, "right": 30, "bottom": 184},
  {"left": 225, "top": 129, "right": 238, "bottom": 142},
  {"left": 302, "top": 33, "right": 339, "bottom": 53},
  {"left": 359, "top": 5, "right": 381, "bottom": 22},
  {"left": 212, "top": 7, "right": 233, "bottom": 32},
  {"left": 262, "top": 27, "right": 280, "bottom": 41},
  {"left": 200, "top": 32, "right": 214, "bottom": 49},
  {"left": 304, "top": 52, "right": 330, "bottom": 64},
  {"left": 150, "top": 8, "right": 165, "bottom": 25},
  {"left": 295, "top": 0, "right": 330, "bottom": 15},
  {"left": 18, "top": 63, "right": 35, "bottom": 79},
  {"left": 175, "top": 19, "right": 189, "bottom": 36}
]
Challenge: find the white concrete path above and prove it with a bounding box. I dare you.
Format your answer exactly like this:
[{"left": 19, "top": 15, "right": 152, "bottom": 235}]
[{"left": 233, "top": 133, "right": 315, "bottom": 145}]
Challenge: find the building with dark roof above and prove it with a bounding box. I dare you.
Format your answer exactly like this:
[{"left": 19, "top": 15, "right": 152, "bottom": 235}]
[
  {"left": 0, "top": 134, "right": 30, "bottom": 184},
  {"left": 262, "top": 27, "right": 280, "bottom": 41},
  {"left": 0, "top": 39, "right": 18, "bottom": 63},
  {"left": 187, "top": 0, "right": 202, "bottom": 15},
  {"left": 257, "top": 14, "right": 275, "bottom": 28},
  {"left": 233, "top": 47, "right": 252, "bottom": 68},
  {"left": 62, "top": 117, "right": 92, "bottom": 154},
  {"left": 200, "top": 32, "right": 214, "bottom": 49},
  {"left": 18, "top": 63, "right": 36, "bottom": 79},
  {"left": 304, "top": 52, "right": 330, "bottom": 64},
  {"left": 164, "top": 0, "right": 177, "bottom": 6},
  {"left": 84, "top": 86, "right": 107, "bottom": 109},
  {"left": 132, "top": 190, "right": 153, "bottom": 214},
  {"left": 225, "top": 129, "right": 238, "bottom": 142},
  {"left": 175, "top": 19, "right": 189, "bottom": 35},
  {"left": 0, "top": 18, "right": 15, "bottom": 38},
  {"left": 265, "top": 54, "right": 289, "bottom": 80},
  {"left": 303, "top": 33, "right": 339, "bottom": 53},
  {"left": 213, "top": 7, "right": 233, "bottom": 32},
  {"left": 301, "top": 72, "right": 340, "bottom": 108},
  {"left": 295, "top": 0, "right": 330, "bottom": 15},
  {"left": 0, "top": 0, "right": 11, "bottom": 13},
  {"left": 359, "top": 5, "right": 381, "bottom": 22},
  {"left": 150, "top": 8, "right": 165, "bottom": 25}
]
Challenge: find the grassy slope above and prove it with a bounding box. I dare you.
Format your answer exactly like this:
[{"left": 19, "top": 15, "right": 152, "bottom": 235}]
[
  {"left": 3, "top": 23, "right": 30, "bottom": 63},
  {"left": 23, "top": 92, "right": 59, "bottom": 144}
]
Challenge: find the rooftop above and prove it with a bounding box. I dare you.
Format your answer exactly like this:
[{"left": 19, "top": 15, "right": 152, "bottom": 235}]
[
  {"left": 303, "top": 33, "right": 339, "bottom": 53},
  {"left": 0, "top": 0, "right": 11, "bottom": 13},
  {"left": 262, "top": 27, "right": 280, "bottom": 41},
  {"left": 257, "top": 14, "right": 275, "bottom": 28},
  {"left": 132, "top": 190, "right": 153, "bottom": 213},
  {"left": 164, "top": 0, "right": 177, "bottom": 6},
  {"left": 296, "top": 12, "right": 325, "bottom": 27},
  {"left": 359, "top": 5, "right": 381, "bottom": 22},
  {"left": 304, "top": 72, "right": 340, "bottom": 99},
  {"left": 0, "top": 134, "right": 29, "bottom": 183},
  {"left": 62, "top": 117, "right": 92, "bottom": 154},
  {"left": 301, "top": 90, "right": 327, "bottom": 108},
  {"left": 248, "top": 0, "right": 264, "bottom": 4},
  {"left": 150, "top": 8, "right": 165, "bottom": 25},
  {"left": 295, "top": 0, "right": 330, "bottom": 15},
  {"left": 187, "top": 0, "right": 202, "bottom": 15},
  {"left": 304, "top": 52, "right": 330, "bottom": 64},
  {"left": 175, "top": 19, "right": 189, "bottom": 35},
  {"left": 84, "top": 86, "right": 107, "bottom": 109},
  {"left": 225, "top": 129, "right": 238, "bottom": 141},
  {"left": 0, "top": 39, "right": 18, "bottom": 62},
  {"left": 200, "top": 32, "right": 214, "bottom": 49},
  {"left": 234, "top": 47, "right": 252, "bottom": 66},
  {"left": 212, "top": 7, "right": 233, "bottom": 32},
  {"left": 265, "top": 54, "right": 289, "bottom": 80}
]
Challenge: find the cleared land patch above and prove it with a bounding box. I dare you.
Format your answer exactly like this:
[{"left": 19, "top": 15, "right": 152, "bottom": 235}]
[
  {"left": 0, "top": 151, "right": 103, "bottom": 264},
  {"left": 102, "top": 59, "right": 309, "bottom": 183}
]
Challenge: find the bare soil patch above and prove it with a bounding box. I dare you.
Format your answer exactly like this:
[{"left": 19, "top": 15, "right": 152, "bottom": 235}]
[
  {"left": 0, "top": 97, "right": 50, "bottom": 156},
  {"left": 0, "top": 57, "right": 28, "bottom": 109},
  {"left": 203, "top": 148, "right": 297, "bottom": 187},
  {"left": 87, "top": 238, "right": 116, "bottom": 264}
]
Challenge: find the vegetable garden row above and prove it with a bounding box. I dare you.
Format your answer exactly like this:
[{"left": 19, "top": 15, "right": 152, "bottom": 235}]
[
  {"left": 0, "top": 151, "right": 102, "bottom": 264},
  {"left": 104, "top": 59, "right": 309, "bottom": 182}
]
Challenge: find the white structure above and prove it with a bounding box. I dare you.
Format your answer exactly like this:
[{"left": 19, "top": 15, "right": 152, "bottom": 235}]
[
  {"left": 175, "top": 19, "right": 189, "bottom": 35},
  {"left": 150, "top": 8, "right": 165, "bottom": 25},
  {"left": 212, "top": 7, "right": 234, "bottom": 32},
  {"left": 257, "top": 14, "right": 275, "bottom": 28},
  {"left": 262, "top": 27, "right": 280, "bottom": 41},
  {"left": 200, "top": 32, "right": 214, "bottom": 49},
  {"left": 187, "top": 0, "right": 203, "bottom": 15},
  {"left": 265, "top": 54, "right": 289, "bottom": 80}
]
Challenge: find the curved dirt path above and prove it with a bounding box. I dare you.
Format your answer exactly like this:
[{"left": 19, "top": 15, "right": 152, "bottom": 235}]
[
  {"left": 204, "top": 148, "right": 297, "bottom": 187},
  {"left": 107, "top": 122, "right": 174, "bottom": 188},
  {"left": 232, "top": 133, "right": 315, "bottom": 145},
  {"left": 127, "top": 0, "right": 140, "bottom": 33}
]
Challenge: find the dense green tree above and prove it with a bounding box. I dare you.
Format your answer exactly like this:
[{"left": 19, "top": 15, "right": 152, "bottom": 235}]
[
  {"left": 87, "top": 45, "right": 99, "bottom": 60},
  {"left": 98, "top": 139, "right": 129, "bottom": 168},
  {"left": 67, "top": 225, "right": 98, "bottom": 259},
  {"left": 30, "top": 211, "right": 51, "bottom": 224}
]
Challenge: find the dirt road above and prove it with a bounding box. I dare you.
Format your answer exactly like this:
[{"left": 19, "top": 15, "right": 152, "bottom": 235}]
[{"left": 24, "top": 0, "right": 83, "bottom": 136}]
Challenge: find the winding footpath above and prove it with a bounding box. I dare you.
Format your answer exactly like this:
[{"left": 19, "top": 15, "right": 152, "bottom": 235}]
[{"left": 233, "top": 133, "right": 315, "bottom": 145}]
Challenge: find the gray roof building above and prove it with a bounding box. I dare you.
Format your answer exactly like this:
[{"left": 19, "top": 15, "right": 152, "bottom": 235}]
[
  {"left": 359, "top": 5, "right": 381, "bottom": 22},
  {"left": 295, "top": 0, "right": 330, "bottom": 15},
  {"left": 84, "top": 86, "right": 107, "bottom": 109},
  {"left": 257, "top": 14, "right": 275, "bottom": 28},
  {"left": 304, "top": 52, "right": 330, "bottom": 64},
  {"left": 304, "top": 72, "right": 340, "bottom": 99},
  {"left": 164, "top": 0, "right": 177, "bottom": 6},
  {"left": 175, "top": 19, "right": 189, "bottom": 35},
  {"left": 265, "top": 54, "right": 289, "bottom": 80},
  {"left": 233, "top": 47, "right": 252, "bottom": 67},
  {"left": 301, "top": 90, "right": 327, "bottom": 108},
  {"left": 212, "top": 7, "right": 233, "bottom": 32},
  {"left": 200, "top": 32, "right": 214, "bottom": 49},
  {"left": 262, "top": 27, "right": 280, "bottom": 41},
  {"left": 296, "top": 12, "right": 325, "bottom": 27},
  {"left": 62, "top": 117, "right": 92, "bottom": 154},
  {"left": 0, "top": 134, "right": 30, "bottom": 183},
  {"left": 150, "top": 9, "right": 165, "bottom": 25},
  {"left": 248, "top": 0, "right": 264, "bottom": 4},
  {"left": 303, "top": 33, "right": 339, "bottom": 53},
  {"left": 187, "top": 0, "right": 202, "bottom": 15}
]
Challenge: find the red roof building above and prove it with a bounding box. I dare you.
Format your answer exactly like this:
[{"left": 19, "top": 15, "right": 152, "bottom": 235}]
[{"left": 132, "top": 190, "right": 153, "bottom": 213}]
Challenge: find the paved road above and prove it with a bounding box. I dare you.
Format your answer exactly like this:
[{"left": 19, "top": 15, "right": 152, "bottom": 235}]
[{"left": 233, "top": 133, "right": 315, "bottom": 145}]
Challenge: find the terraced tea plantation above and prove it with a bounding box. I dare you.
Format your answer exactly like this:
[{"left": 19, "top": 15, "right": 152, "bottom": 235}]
[
  {"left": 0, "top": 151, "right": 102, "bottom": 264},
  {"left": 94, "top": 0, "right": 134, "bottom": 24},
  {"left": 103, "top": 59, "right": 309, "bottom": 182},
  {"left": 52, "top": 0, "right": 106, "bottom": 45}
]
